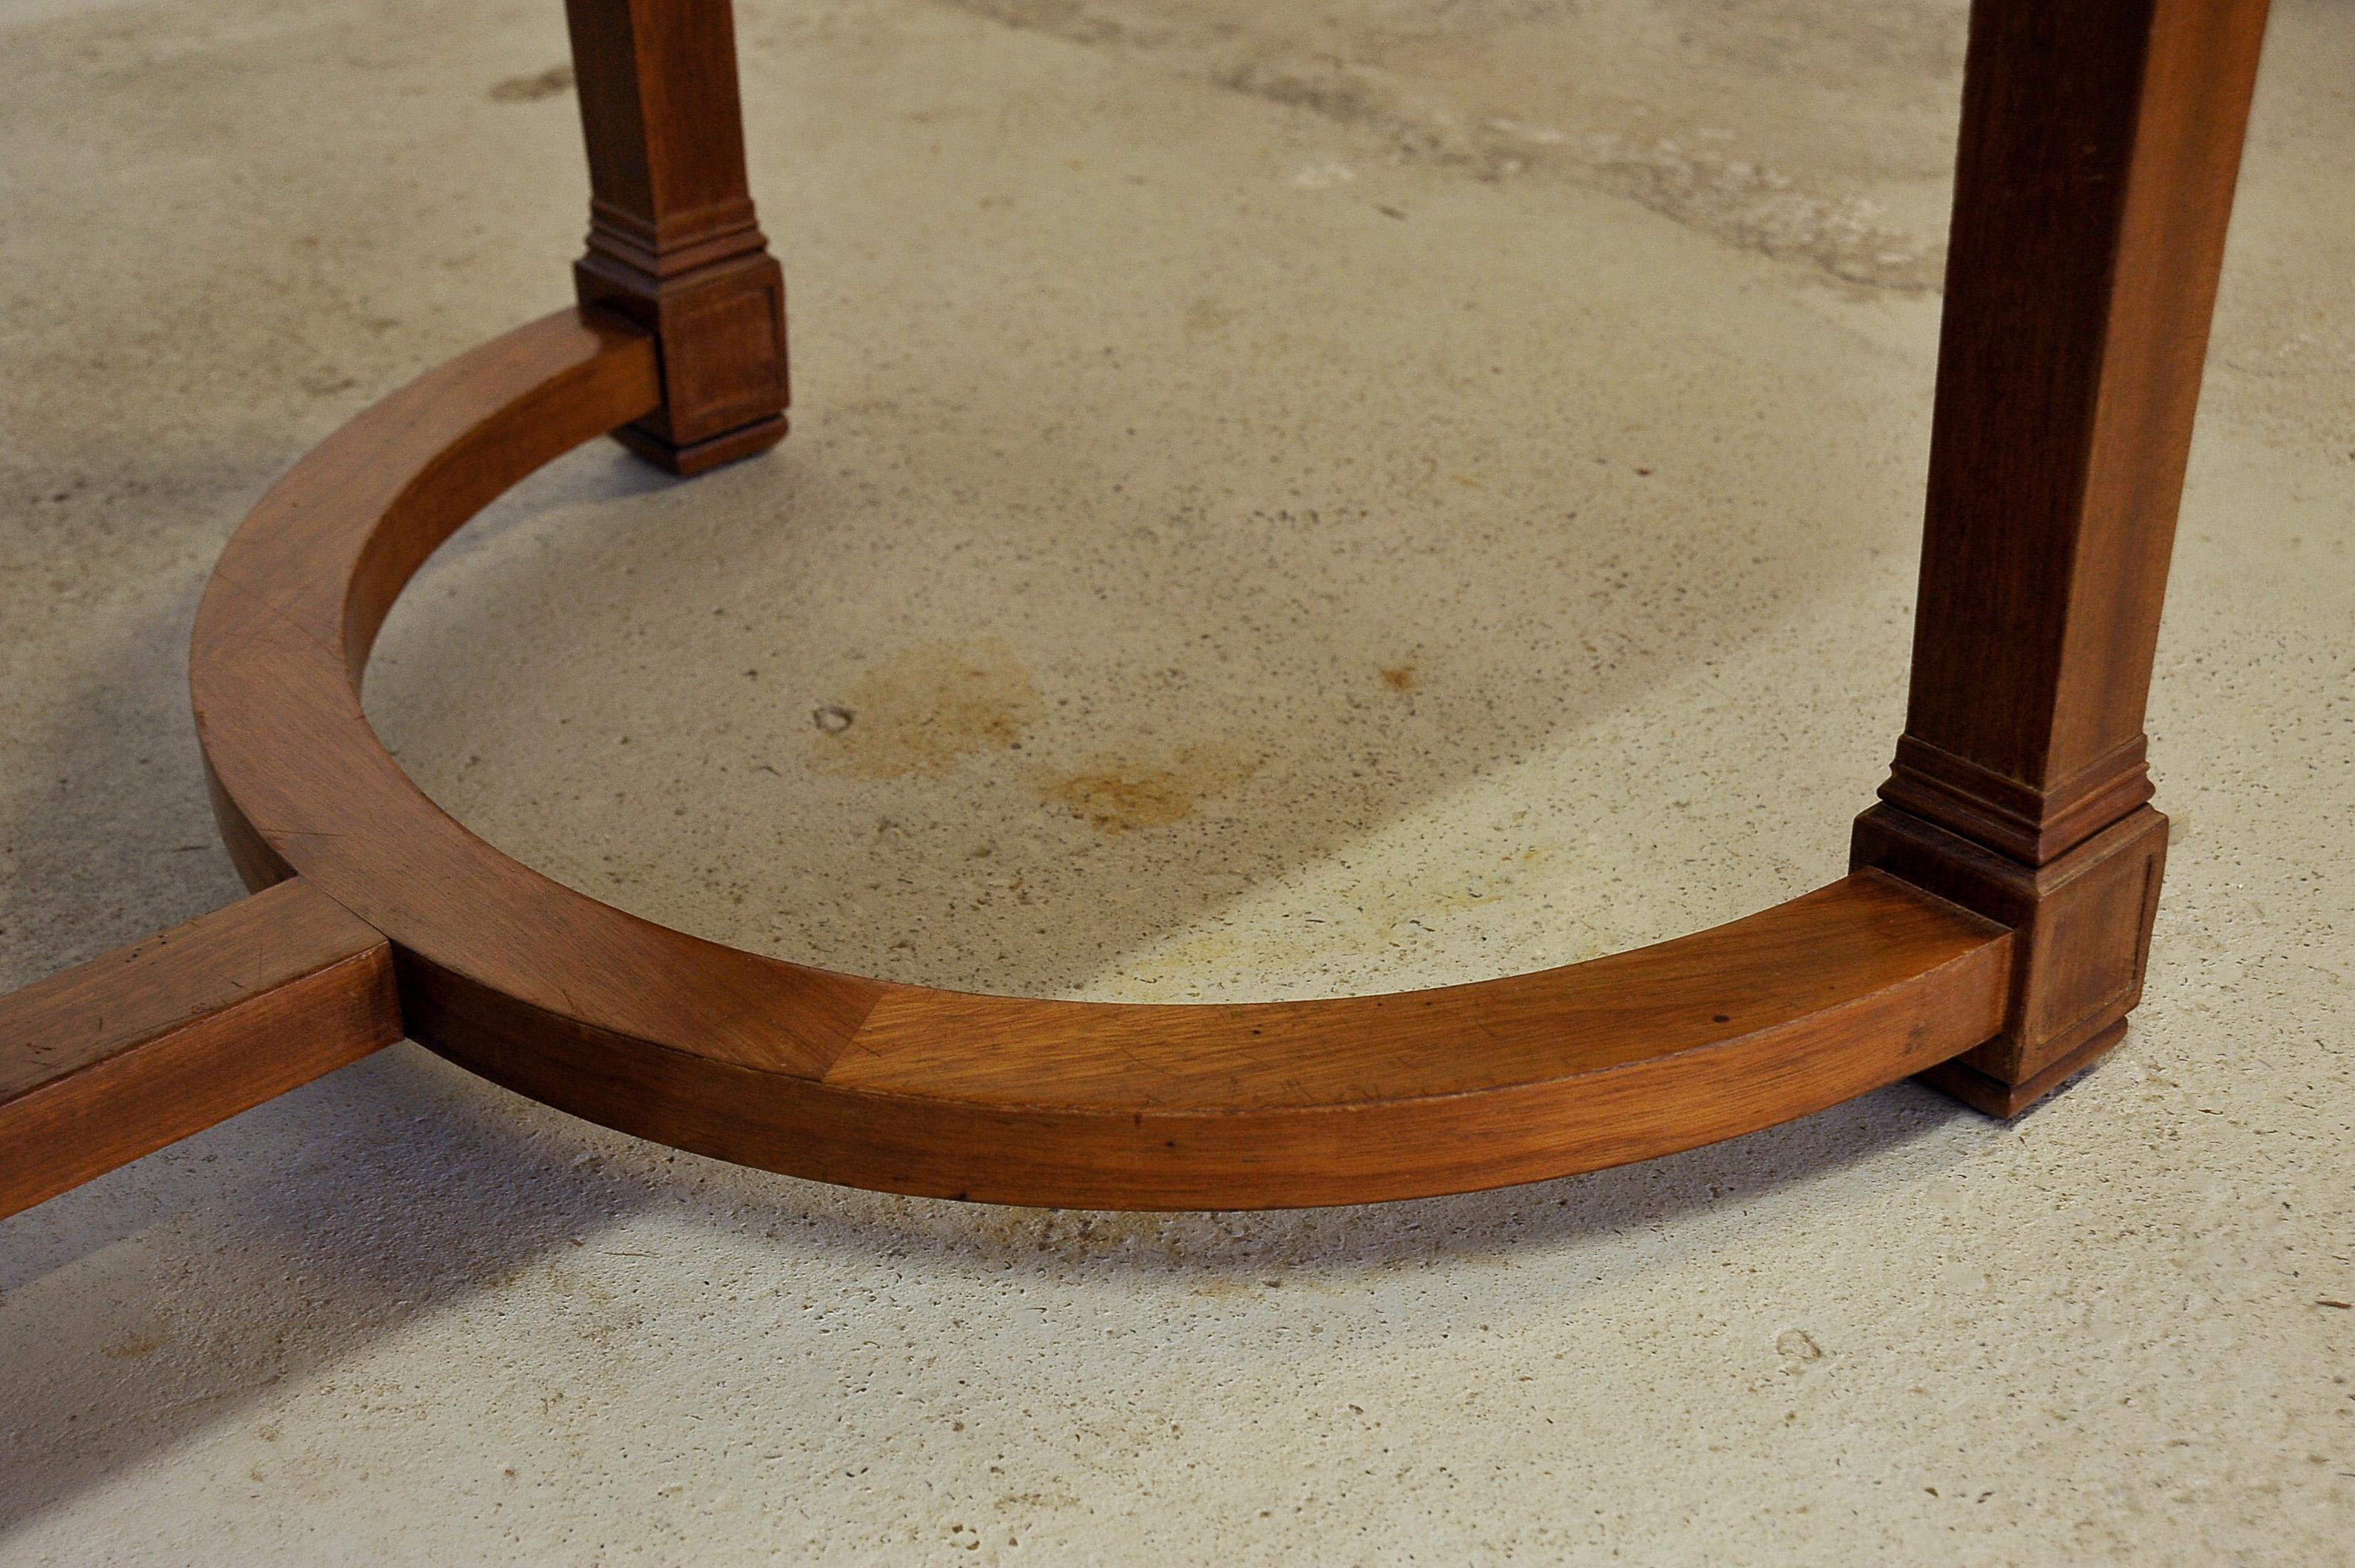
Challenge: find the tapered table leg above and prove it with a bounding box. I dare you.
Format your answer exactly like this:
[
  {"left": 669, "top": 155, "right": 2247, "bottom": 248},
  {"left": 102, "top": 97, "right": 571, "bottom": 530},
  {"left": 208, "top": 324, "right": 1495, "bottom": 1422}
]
[{"left": 1856, "top": 0, "right": 2271, "bottom": 1113}]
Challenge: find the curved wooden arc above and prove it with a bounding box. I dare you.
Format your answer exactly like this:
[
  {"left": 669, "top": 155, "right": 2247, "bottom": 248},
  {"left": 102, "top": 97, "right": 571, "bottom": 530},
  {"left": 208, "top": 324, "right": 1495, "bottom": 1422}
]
[{"left": 191, "top": 308, "right": 2015, "bottom": 1209}]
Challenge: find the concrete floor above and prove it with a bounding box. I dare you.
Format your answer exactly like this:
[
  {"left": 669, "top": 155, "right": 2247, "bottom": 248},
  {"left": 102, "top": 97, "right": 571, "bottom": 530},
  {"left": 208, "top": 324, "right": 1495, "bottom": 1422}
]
[{"left": 2, "top": 0, "right": 2351, "bottom": 1559}]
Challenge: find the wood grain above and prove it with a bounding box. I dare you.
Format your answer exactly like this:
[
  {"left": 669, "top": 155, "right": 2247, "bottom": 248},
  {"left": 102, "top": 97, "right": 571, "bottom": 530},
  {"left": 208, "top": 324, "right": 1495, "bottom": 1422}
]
[
  {"left": 828, "top": 878, "right": 2000, "bottom": 1109},
  {"left": 0, "top": 879, "right": 400, "bottom": 1220},
  {"left": 1885, "top": 0, "right": 2269, "bottom": 867},
  {"left": 189, "top": 308, "right": 2016, "bottom": 1209},
  {"left": 416, "top": 876, "right": 2007, "bottom": 1210}
]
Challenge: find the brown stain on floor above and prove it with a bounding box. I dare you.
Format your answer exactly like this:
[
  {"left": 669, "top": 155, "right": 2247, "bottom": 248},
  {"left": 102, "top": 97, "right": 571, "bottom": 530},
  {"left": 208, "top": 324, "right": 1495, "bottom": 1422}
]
[
  {"left": 1040, "top": 743, "right": 1260, "bottom": 834},
  {"left": 488, "top": 63, "right": 573, "bottom": 102},
  {"left": 98, "top": 1324, "right": 168, "bottom": 1359},
  {"left": 1183, "top": 295, "right": 1239, "bottom": 334},
  {"left": 1379, "top": 664, "right": 1416, "bottom": 691},
  {"left": 808, "top": 638, "right": 1042, "bottom": 780}
]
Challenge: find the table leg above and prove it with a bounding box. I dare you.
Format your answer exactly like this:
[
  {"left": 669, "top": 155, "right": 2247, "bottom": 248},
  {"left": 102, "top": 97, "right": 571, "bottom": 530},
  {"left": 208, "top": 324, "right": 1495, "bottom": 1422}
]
[
  {"left": 564, "top": 0, "right": 789, "bottom": 474},
  {"left": 1854, "top": 0, "right": 2271, "bottom": 1113}
]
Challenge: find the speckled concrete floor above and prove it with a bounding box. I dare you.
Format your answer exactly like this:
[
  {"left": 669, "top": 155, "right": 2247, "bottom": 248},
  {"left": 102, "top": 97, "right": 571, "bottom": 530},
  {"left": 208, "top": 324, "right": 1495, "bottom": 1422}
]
[{"left": 2, "top": 0, "right": 2351, "bottom": 1561}]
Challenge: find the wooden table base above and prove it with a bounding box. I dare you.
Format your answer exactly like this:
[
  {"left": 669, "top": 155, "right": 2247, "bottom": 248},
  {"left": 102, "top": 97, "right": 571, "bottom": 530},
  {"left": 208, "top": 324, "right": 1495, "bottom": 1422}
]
[{"left": 0, "top": 0, "right": 2267, "bottom": 1219}]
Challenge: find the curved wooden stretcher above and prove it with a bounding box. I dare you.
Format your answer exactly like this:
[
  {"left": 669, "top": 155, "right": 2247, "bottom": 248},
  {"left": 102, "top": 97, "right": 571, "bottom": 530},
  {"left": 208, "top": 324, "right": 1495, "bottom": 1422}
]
[{"left": 0, "top": 0, "right": 2269, "bottom": 1216}]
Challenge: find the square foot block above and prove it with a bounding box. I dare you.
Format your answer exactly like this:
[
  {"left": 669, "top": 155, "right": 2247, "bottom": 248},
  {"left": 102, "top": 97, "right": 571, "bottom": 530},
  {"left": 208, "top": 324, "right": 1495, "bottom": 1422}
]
[
  {"left": 1853, "top": 802, "right": 2166, "bottom": 1086},
  {"left": 1918, "top": 1018, "right": 2127, "bottom": 1118},
  {"left": 613, "top": 413, "right": 788, "bottom": 478},
  {"left": 577, "top": 252, "right": 790, "bottom": 452}
]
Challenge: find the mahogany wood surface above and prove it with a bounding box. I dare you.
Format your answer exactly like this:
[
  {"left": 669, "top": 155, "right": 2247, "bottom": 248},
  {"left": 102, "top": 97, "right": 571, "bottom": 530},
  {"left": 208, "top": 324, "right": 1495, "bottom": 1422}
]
[
  {"left": 0, "top": 879, "right": 400, "bottom": 1220},
  {"left": 1857, "top": 0, "right": 2267, "bottom": 1107},
  {"left": 427, "top": 874, "right": 2007, "bottom": 1209},
  {"left": 1885, "top": 0, "right": 2268, "bottom": 868},
  {"left": 186, "top": 308, "right": 2015, "bottom": 1209}
]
